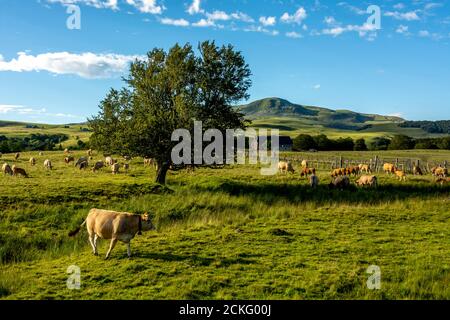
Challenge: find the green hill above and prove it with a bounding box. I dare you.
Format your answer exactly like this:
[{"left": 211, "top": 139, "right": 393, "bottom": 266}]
[{"left": 237, "top": 97, "right": 444, "bottom": 140}]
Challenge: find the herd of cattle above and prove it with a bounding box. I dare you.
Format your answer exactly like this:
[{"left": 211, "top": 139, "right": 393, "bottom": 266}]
[
  {"left": 0, "top": 149, "right": 142, "bottom": 178},
  {"left": 277, "top": 160, "right": 450, "bottom": 189},
  {"left": 1, "top": 150, "right": 449, "bottom": 188}
]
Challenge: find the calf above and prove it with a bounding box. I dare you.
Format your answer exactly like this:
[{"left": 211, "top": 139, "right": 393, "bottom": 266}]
[
  {"left": 395, "top": 170, "right": 407, "bottom": 181},
  {"left": 359, "top": 164, "right": 372, "bottom": 174},
  {"left": 112, "top": 163, "right": 120, "bottom": 175},
  {"left": 69, "top": 209, "right": 155, "bottom": 259},
  {"left": 383, "top": 163, "right": 396, "bottom": 175},
  {"left": 29, "top": 157, "right": 36, "bottom": 166},
  {"left": 300, "top": 167, "right": 316, "bottom": 178},
  {"left": 65, "top": 156, "right": 75, "bottom": 165}
]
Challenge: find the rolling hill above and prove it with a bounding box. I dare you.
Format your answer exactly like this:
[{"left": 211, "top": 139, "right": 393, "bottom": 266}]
[{"left": 236, "top": 98, "right": 445, "bottom": 140}]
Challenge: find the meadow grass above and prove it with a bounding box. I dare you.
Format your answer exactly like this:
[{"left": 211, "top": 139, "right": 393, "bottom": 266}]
[{"left": 0, "top": 150, "right": 449, "bottom": 300}]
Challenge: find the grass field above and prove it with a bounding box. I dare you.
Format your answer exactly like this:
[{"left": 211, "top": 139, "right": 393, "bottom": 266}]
[{"left": 0, "top": 150, "right": 449, "bottom": 300}]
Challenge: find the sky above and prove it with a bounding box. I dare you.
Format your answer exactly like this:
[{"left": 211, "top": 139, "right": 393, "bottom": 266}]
[{"left": 0, "top": 0, "right": 449, "bottom": 124}]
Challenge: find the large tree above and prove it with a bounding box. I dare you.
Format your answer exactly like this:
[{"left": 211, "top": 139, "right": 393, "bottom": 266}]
[{"left": 89, "top": 42, "right": 251, "bottom": 184}]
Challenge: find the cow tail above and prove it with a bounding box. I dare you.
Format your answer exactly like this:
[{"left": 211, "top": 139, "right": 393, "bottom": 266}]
[{"left": 68, "top": 220, "right": 87, "bottom": 237}]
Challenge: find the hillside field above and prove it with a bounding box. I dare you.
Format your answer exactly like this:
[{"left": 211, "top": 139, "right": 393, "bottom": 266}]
[{"left": 0, "top": 150, "right": 449, "bottom": 300}]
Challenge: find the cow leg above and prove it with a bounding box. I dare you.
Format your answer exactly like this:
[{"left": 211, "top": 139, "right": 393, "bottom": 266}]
[
  {"left": 93, "top": 234, "right": 99, "bottom": 256},
  {"left": 88, "top": 233, "right": 96, "bottom": 255},
  {"left": 126, "top": 243, "right": 131, "bottom": 258},
  {"left": 105, "top": 238, "right": 118, "bottom": 259}
]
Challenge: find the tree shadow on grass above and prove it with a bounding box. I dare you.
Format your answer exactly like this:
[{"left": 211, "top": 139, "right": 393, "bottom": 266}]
[{"left": 193, "top": 181, "right": 450, "bottom": 206}]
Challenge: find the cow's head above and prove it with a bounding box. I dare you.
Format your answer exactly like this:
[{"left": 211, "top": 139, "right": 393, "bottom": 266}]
[{"left": 141, "top": 212, "right": 156, "bottom": 231}]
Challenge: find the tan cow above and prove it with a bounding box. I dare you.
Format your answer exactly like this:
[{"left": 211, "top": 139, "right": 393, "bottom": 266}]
[
  {"left": 278, "top": 161, "right": 295, "bottom": 174},
  {"left": 2, "top": 163, "right": 13, "bottom": 176},
  {"left": 301, "top": 160, "right": 308, "bottom": 168},
  {"left": 69, "top": 209, "right": 155, "bottom": 259},
  {"left": 112, "top": 163, "right": 120, "bottom": 175},
  {"left": 433, "top": 167, "right": 448, "bottom": 178},
  {"left": 395, "top": 170, "right": 407, "bottom": 181},
  {"left": 383, "top": 163, "right": 396, "bottom": 175},
  {"left": 29, "top": 157, "right": 36, "bottom": 166},
  {"left": 92, "top": 161, "right": 104, "bottom": 172},
  {"left": 12, "top": 165, "right": 28, "bottom": 178},
  {"left": 359, "top": 164, "right": 372, "bottom": 174},
  {"left": 356, "top": 175, "right": 378, "bottom": 188},
  {"left": 44, "top": 159, "right": 53, "bottom": 170},
  {"left": 331, "top": 168, "right": 345, "bottom": 178},
  {"left": 300, "top": 167, "right": 316, "bottom": 178}
]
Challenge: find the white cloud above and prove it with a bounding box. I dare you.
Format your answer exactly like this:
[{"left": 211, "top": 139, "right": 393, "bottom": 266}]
[
  {"left": 324, "top": 16, "right": 337, "bottom": 26},
  {"left": 393, "top": 3, "right": 405, "bottom": 10},
  {"left": 281, "top": 7, "right": 307, "bottom": 25},
  {"left": 187, "top": 0, "right": 203, "bottom": 15},
  {"left": 396, "top": 25, "right": 409, "bottom": 34},
  {"left": 0, "top": 104, "right": 82, "bottom": 119},
  {"left": 244, "top": 26, "right": 279, "bottom": 36},
  {"left": 322, "top": 22, "right": 378, "bottom": 39},
  {"left": 231, "top": 12, "right": 254, "bottom": 23},
  {"left": 313, "top": 84, "right": 321, "bottom": 90},
  {"left": 125, "top": 0, "right": 164, "bottom": 14},
  {"left": 192, "top": 18, "right": 215, "bottom": 27},
  {"left": 384, "top": 11, "right": 420, "bottom": 21},
  {"left": 0, "top": 51, "right": 142, "bottom": 79},
  {"left": 259, "top": 16, "right": 276, "bottom": 27},
  {"left": 46, "top": 0, "right": 118, "bottom": 10},
  {"left": 337, "top": 2, "right": 366, "bottom": 15},
  {"left": 286, "top": 31, "right": 302, "bottom": 38},
  {"left": 206, "top": 10, "right": 230, "bottom": 21},
  {"left": 160, "top": 18, "right": 189, "bottom": 27}
]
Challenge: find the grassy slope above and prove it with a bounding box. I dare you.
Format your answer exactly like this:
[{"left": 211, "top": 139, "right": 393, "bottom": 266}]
[{"left": 1, "top": 150, "right": 450, "bottom": 299}]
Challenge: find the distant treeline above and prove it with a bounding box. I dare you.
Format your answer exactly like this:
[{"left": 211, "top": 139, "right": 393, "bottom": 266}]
[
  {"left": 0, "top": 134, "right": 68, "bottom": 153},
  {"left": 399, "top": 120, "right": 450, "bottom": 134},
  {"left": 293, "top": 134, "right": 450, "bottom": 151}
]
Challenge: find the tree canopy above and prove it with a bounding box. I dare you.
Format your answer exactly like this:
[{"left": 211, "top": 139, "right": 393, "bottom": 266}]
[{"left": 89, "top": 42, "right": 252, "bottom": 184}]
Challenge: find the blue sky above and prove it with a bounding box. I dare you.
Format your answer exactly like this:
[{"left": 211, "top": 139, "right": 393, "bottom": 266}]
[{"left": 0, "top": 0, "right": 449, "bottom": 124}]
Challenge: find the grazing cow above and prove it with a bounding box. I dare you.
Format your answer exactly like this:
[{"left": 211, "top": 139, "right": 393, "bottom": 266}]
[
  {"left": 359, "top": 164, "right": 372, "bottom": 174},
  {"left": 79, "top": 161, "right": 88, "bottom": 170},
  {"left": 12, "top": 165, "right": 28, "bottom": 178},
  {"left": 301, "top": 160, "right": 308, "bottom": 168},
  {"left": 29, "top": 157, "right": 36, "bottom": 166},
  {"left": 436, "top": 177, "right": 450, "bottom": 185},
  {"left": 345, "top": 166, "right": 359, "bottom": 176},
  {"left": 383, "top": 163, "right": 396, "bottom": 175},
  {"left": 395, "top": 170, "right": 407, "bottom": 181},
  {"left": 356, "top": 175, "right": 378, "bottom": 188},
  {"left": 123, "top": 163, "right": 130, "bottom": 173},
  {"left": 75, "top": 157, "right": 88, "bottom": 168},
  {"left": 105, "top": 156, "right": 115, "bottom": 166},
  {"left": 92, "top": 161, "right": 104, "bottom": 172},
  {"left": 65, "top": 156, "right": 75, "bottom": 164},
  {"left": 87, "top": 149, "right": 93, "bottom": 156},
  {"left": 331, "top": 168, "right": 345, "bottom": 178},
  {"left": 44, "top": 159, "right": 53, "bottom": 170},
  {"left": 329, "top": 176, "right": 351, "bottom": 190},
  {"left": 278, "top": 161, "right": 295, "bottom": 174},
  {"left": 64, "top": 148, "right": 70, "bottom": 154},
  {"left": 14, "top": 153, "right": 20, "bottom": 161},
  {"left": 39, "top": 152, "right": 44, "bottom": 156},
  {"left": 309, "top": 174, "right": 319, "bottom": 188},
  {"left": 112, "top": 163, "right": 120, "bottom": 175},
  {"left": 433, "top": 167, "right": 448, "bottom": 178},
  {"left": 413, "top": 165, "right": 423, "bottom": 176},
  {"left": 69, "top": 208, "right": 155, "bottom": 259},
  {"left": 2, "top": 163, "right": 13, "bottom": 176},
  {"left": 300, "top": 167, "right": 316, "bottom": 178}
]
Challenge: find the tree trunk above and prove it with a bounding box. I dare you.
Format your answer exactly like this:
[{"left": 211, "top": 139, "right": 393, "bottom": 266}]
[{"left": 155, "top": 161, "right": 170, "bottom": 185}]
